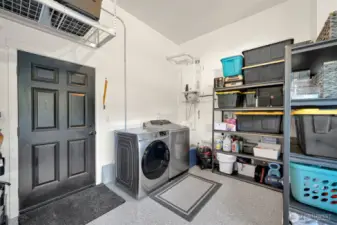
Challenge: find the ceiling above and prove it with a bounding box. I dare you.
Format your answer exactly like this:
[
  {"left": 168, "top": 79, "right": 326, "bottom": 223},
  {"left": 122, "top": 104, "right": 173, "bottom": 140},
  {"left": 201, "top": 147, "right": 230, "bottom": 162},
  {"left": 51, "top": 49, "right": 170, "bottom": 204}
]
[{"left": 117, "top": 0, "right": 287, "bottom": 44}]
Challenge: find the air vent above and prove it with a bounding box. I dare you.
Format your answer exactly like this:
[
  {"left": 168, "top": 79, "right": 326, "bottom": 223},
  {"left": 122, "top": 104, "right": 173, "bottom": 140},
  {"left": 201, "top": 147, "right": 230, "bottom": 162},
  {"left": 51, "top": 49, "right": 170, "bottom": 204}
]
[{"left": 0, "top": 0, "right": 116, "bottom": 48}]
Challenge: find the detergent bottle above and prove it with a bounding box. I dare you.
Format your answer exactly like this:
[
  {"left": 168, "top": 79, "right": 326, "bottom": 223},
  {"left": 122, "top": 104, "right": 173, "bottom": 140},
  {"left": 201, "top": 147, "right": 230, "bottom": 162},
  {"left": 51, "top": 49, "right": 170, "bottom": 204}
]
[{"left": 222, "top": 135, "right": 231, "bottom": 152}]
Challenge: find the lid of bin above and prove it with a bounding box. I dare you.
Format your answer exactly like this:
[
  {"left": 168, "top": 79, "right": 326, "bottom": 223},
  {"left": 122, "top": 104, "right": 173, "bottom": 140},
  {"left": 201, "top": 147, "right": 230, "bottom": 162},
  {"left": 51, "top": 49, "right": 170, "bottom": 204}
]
[
  {"left": 220, "top": 55, "right": 243, "bottom": 62},
  {"left": 292, "top": 109, "right": 337, "bottom": 115},
  {"left": 242, "top": 91, "right": 256, "bottom": 94},
  {"left": 242, "top": 38, "right": 294, "bottom": 54},
  {"left": 235, "top": 112, "right": 284, "bottom": 115},
  {"left": 216, "top": 91, "right": 241, "bottom": 95}
]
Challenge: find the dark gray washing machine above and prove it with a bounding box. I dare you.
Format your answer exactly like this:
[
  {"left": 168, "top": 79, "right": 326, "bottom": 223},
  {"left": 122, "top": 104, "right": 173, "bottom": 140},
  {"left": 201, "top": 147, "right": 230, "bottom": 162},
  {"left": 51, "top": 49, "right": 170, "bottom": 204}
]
[{"left": 143, "top": 120, "right": 190, "bottom": 179}]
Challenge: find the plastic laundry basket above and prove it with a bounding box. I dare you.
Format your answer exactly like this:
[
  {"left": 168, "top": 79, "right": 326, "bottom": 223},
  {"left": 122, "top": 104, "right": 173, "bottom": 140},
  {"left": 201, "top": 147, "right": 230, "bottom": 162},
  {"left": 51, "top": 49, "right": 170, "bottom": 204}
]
[
  {"left": 217, "top": 153, "right": 237, "bottom": 174},
  {"left": 290, "top": 162, "right": 337, "bottom": 214}
]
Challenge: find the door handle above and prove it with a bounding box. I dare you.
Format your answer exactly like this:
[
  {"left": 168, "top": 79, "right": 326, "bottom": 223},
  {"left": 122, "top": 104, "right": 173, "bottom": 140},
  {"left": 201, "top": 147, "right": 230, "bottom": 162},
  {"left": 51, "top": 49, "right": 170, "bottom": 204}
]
[{"left": 89, "top": 131, "right": 97, "bottom": 136}]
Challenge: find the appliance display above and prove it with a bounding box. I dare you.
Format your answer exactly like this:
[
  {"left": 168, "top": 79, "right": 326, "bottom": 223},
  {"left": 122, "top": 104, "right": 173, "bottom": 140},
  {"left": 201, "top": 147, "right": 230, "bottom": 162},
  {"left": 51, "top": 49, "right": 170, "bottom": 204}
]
[
  {"left": 143, "top": 120, "right": 190, "bottom": 179},
  {"left": 115, "top": 128, "right": 170, "bottom": 199}
]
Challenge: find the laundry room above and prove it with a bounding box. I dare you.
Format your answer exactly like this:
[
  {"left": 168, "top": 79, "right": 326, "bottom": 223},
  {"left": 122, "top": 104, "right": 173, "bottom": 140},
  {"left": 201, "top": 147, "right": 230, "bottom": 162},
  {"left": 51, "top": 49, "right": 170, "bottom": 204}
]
[{"left": 0, "top": 0, "right": 337, "bottom": 225}]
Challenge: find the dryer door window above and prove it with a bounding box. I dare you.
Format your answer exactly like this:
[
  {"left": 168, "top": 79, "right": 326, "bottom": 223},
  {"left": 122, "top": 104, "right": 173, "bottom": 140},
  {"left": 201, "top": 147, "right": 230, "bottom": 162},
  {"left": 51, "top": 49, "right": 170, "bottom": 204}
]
[{"left": 142, "top": 140, "right": 170, "bottom": 180}]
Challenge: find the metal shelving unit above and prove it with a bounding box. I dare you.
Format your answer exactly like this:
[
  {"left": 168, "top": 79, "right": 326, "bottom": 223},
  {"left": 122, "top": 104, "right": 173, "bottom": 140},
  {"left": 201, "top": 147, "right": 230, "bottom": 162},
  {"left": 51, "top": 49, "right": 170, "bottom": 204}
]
[
  {"left": 211, "top": 79, "right": 285, "bottom": 193},
  {"left": 215, "top": 80, "right": 284, "bottom": 92},
  {"left": 214, "top": 130, "right": 284, "bottom": 138},
  {"left": 283, "top": 39, "right": 337, "bottom": 225}
]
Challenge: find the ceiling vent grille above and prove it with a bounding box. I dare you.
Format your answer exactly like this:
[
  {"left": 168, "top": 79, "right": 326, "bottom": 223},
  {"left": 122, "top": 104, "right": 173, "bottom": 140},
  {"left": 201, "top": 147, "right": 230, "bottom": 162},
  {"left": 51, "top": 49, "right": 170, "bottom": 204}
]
[{"left": 0, "top": 0, "right": 116, "bottom": 48}]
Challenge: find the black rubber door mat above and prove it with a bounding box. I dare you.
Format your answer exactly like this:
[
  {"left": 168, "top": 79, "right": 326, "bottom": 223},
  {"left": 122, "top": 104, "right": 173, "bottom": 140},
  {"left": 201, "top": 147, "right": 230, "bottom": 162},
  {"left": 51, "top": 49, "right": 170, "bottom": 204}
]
[{"left": 19, "top": 185, "right": 125, "bottom": 225}]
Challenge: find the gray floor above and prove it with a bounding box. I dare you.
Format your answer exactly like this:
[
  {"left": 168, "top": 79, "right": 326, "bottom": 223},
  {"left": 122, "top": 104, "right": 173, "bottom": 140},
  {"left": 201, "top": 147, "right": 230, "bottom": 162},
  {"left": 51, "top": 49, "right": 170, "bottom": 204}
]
[{"left": 88, "top": 167, "right": 283, "bottom": 225}]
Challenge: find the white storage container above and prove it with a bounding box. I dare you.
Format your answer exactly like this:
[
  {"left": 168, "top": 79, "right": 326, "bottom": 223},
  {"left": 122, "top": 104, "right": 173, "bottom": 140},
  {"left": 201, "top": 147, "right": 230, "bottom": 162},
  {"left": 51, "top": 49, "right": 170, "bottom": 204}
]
[
  {"left": 253, "top": 143, "right": 281, "bottom": 160},
  {"left": 217, "top": 153, "right": 236, "bottom": 174},
  {"left": 237, "top": 163, "right": 256, "bottom": 178},
  {"left": 214, "top": 122, "right": 227, "bottom": 131}
]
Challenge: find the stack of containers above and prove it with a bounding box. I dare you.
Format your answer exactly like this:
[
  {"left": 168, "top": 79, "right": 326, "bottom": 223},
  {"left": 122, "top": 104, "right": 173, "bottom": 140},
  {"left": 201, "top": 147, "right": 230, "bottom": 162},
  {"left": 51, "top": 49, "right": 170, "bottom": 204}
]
[
  {"left": 220, "top": 55, "right": 244, "bottom": 87},
  {"left": 243, "top": 40, "right": 294, "bottom": 107},
  {"left": 242, "top": 39, "right": 293, "bottom": 86},
  {"left": 312, "top": 61, "right": 337, "bottom": 98}
]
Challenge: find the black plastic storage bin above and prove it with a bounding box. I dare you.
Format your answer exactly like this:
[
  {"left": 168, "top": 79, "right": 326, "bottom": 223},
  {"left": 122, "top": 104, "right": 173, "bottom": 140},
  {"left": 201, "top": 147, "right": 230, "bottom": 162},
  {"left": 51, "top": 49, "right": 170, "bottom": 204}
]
[
  {"left": 258, "top": 86, "right": 283, "bottom": 107},
  {"left": 242, "top": 90, "right": 256, "bottom": 107},
  {"left": 244, "top": 62, "right": 285, "bottom": 84},
  {"left": 236, "top": 112, "right": 283, "bottom": 134},
  {"left": 216, "top": 91, "right": 243, "bottom": 108},
  {"left": 294, "top": 109, "right": 337, "bottom": 159},
  {"left": 242, "top": 39, "right": 294, "bottom": 66}
]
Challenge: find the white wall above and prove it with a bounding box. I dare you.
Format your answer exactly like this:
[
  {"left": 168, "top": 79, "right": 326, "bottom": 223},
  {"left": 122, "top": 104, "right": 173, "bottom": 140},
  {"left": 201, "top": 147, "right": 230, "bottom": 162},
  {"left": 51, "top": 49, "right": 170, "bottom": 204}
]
[
  {"left": 317, "top": 0, "right": 337, "bottom": 36},
  {"left": 0, "top": 0, "right": 181, "bottom": 219},
  {"left": 178, "top": 0, "right": 315, "bottom": 144}
]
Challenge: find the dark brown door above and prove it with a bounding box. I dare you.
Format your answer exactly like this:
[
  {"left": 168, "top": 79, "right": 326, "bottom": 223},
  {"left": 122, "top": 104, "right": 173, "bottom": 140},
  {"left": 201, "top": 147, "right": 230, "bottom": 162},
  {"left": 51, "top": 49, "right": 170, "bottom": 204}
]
[{"left": 18, "top": 51, "right": 96, "bottom": 211}]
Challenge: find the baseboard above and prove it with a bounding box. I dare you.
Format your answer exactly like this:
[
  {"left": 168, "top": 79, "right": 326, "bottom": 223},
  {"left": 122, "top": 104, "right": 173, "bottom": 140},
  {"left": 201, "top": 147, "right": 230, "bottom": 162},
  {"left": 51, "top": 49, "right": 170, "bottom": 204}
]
[{"left": 102, "top": 163, "right": 115, "bottom": 184}]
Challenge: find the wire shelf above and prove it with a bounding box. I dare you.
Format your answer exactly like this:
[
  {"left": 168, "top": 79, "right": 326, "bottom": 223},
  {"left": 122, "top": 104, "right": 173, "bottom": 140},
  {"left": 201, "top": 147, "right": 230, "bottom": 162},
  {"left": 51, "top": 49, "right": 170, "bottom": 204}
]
[{"left": 0, "top": 0, "right": 116, "bottom": 48}]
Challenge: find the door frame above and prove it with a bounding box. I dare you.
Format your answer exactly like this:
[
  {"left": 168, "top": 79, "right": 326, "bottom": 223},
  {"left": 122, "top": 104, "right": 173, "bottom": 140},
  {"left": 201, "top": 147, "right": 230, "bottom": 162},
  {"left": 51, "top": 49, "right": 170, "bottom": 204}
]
[{"left": 3, "top": 46, "right": 99, "bottom": 219}]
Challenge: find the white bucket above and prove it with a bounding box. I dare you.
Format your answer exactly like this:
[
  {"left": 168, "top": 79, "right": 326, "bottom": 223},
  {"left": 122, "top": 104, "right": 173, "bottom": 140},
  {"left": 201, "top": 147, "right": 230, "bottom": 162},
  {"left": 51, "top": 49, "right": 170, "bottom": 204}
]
[{"left": 217, "top": 153, "right": 237, "bottom": 174}]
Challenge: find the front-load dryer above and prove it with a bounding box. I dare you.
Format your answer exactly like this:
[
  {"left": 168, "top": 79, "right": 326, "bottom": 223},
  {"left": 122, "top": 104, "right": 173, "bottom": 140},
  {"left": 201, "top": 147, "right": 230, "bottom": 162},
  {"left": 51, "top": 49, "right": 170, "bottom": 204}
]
[
  {"left": 143, "top": 120, "right": 190, "bottom": 179},
  {"left": 114, "top": 128, "right": 170, "bottom": 199}
]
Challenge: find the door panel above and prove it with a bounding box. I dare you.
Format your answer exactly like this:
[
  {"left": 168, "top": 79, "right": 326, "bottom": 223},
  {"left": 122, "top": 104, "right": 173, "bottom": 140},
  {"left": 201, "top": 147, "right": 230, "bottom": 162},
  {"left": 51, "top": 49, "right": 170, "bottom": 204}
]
[
  {"left": 33, "top": 88, "right": 59, "bottom": 130},
  {"left": 31, "top": 64, "right": 59, "bottom": 83},
  {"left": 32, "top": 142, "right": 59, "bottom": 187},
  {"left": 68, "top": 92, "right": 86, "bottom": 128},
  {"left": 18, "top": 51, "right": 96, "bottom": 211},
  {"left": 68, "top": 72, "right": 87, "bottom": 86},
  {"left": 68, "top": 139, "right": 87, "bottom": 177}
]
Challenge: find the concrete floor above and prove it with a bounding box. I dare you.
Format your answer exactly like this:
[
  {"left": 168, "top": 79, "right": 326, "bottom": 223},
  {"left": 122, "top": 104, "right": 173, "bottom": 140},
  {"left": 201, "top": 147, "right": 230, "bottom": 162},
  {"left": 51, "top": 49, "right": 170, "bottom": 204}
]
[{"left": 88, "top": 167, "right": 283, "bottom": 225}]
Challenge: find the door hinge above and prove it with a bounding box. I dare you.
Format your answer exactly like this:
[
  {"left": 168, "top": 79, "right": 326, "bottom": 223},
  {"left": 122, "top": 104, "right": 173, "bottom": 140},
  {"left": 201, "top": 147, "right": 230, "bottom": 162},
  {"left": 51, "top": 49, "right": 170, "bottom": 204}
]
[{"left": 17, "top": 127, "right": 20, "bottom": 137}]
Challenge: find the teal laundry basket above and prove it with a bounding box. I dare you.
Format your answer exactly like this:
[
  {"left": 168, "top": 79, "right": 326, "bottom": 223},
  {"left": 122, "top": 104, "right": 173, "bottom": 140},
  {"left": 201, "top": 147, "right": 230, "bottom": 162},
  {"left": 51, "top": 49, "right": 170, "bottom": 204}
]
[{"left": 290, "top": 162, "right": 337, "bottom": 214}]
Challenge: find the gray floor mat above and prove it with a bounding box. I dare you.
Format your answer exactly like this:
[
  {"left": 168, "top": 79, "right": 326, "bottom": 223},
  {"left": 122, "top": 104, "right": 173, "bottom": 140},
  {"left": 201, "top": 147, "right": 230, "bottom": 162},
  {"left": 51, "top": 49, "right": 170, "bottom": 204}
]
[
  {"left": 19, "top": 184, "right": 125, "bottom": 225},
  {"left": 150, "top": 173, "right": 221, "bottom": 222}
]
